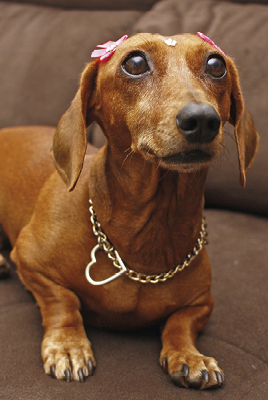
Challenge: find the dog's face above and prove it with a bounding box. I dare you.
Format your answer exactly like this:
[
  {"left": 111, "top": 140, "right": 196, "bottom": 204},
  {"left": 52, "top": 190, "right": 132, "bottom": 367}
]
[
  {"left": 52, "top": 33, "right": 259, "bottom": 190},
  {"left": 93, "top": 33, "right": 231, "bottom": 173}
]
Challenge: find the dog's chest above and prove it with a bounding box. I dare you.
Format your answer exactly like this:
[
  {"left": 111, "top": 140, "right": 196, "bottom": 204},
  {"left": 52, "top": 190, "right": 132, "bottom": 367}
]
[{"left": 79, "top": 270, "right": 202, "bottom": 330}]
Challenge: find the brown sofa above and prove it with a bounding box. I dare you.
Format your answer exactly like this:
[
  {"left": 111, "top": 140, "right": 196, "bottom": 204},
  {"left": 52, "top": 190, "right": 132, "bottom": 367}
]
[{"left": 0, "top": 0, "right": 267, "bottom": 398}]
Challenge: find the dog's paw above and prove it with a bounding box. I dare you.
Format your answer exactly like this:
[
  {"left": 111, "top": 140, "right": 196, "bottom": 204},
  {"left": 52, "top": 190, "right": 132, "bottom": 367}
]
[
  {"left": 160, "top": 351, "right": 224, "bottom": 389},
  {"left": 42, "top": 328, "right": 96, "bottom": 382}
]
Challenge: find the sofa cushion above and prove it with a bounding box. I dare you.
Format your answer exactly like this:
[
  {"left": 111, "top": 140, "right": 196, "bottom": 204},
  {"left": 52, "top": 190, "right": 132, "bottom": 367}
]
[
  {"left": 132, "top": 0, "right": 268, "bottom": 216},
  {"left": 215, "top": 0, "right": 268, "bottom": 3},
  {"left": 7, "top": 0, "right": 159, "bottom": 11},
  {"left": 0, "top": 1, "right": 142, "bottom": 129},
  {"left": 0, "top": 210, "right": 267, "bottom": 399}
]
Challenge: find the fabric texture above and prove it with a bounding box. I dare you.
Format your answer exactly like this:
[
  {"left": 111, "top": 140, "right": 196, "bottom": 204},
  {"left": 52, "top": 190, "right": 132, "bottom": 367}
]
[
  {"left": 4, "top": 0, "right": 159, "bottom": 11},
  {"left": 0, "top": 2, "right": 142, "bottom": 128}
]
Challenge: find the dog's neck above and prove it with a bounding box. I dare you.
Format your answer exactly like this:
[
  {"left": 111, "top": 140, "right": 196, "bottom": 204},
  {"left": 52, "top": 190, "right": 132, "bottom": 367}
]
[{"left": 88, "top": 143, "right": 208, "bottom": 272}]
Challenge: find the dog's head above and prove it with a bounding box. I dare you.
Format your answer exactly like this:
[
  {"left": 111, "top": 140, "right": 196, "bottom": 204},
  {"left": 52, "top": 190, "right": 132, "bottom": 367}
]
[{"left": 51, "top": 33, "right": 259, "bottom": 191}]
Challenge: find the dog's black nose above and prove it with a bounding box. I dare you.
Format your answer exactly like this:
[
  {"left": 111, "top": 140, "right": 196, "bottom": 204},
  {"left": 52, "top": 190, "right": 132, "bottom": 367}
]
[{"left": 176, "top": 103, "right": 221, "bottom": 144}]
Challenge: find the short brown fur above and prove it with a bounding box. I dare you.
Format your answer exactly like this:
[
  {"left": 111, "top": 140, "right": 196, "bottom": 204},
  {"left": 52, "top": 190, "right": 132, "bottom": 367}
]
[{"left": 0, "top": 33, "right": 259, "bottom": 388}]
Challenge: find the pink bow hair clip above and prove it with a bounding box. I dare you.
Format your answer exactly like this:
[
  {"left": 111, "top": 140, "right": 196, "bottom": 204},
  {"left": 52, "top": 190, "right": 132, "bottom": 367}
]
[
  {"left": 196, "top": 32, "right": 226, "bottom": 57},
  {"left": 91, "top": 35, "right": 128, "bottom": 61}
]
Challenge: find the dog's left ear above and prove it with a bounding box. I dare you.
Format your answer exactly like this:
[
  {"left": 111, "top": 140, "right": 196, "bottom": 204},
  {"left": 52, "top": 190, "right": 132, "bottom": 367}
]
[
  {"left": 51, "top": 61, "right": 98, "bottom": 191},
  {"left": 228, "top": 60, "right": 259, "bottom": 188}
]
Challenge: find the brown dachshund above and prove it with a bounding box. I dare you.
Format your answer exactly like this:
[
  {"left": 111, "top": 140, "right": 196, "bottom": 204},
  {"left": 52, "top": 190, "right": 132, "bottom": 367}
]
[{"left": 0, "top": 33, "right": 259, "bottom": 389}]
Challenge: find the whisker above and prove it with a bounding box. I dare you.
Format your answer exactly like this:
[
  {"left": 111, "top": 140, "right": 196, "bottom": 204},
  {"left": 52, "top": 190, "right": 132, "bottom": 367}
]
[
  {"left": 223, "top": 124, "right": 236, "bottom": 142},
  {"left": 121, "top": 148, "right": 134, "bottom": 169},
  {"left": 209, "top": 143, "right": 232, "bottom": 174},
  {"left": 140, "top": 155, "right": 150, "bottom": 175},
  {"left": 221, "top": 143, "right": 231, "bottom": 161},
  {"left": 158, "top": 168, "right": 169, "bottom": 183}
]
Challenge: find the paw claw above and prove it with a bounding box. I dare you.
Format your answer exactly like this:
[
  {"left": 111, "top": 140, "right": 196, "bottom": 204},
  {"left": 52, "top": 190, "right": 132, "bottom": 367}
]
[
  {"left": 214, "top": 371, "right": 225, "bottom": 387},
  {"left": 88, "top": 359, "right": 94, "bottom": 376},
  {"left": 215, "top": 371, "right": 222, "bottom": 385},
  {"left": 161, "top": 357, "right": 168, "bottom": 374},
  {"left": 64, "top": 369, "right": 71, "bottom": 383},
  {"left": 182, "top": 364, "right": 189, "bottom": 376},
  {"left": 78, "top": 368, "right": 85, "bottom": 383},
  {"left": 171, "top": 370, "right": 188, "bottom": 388},
  {"left": 202, "top": 369, "right": 209, "bottom": 383},
  {"left": 50, "top": 365, "right": 56, "bottom": 379}
]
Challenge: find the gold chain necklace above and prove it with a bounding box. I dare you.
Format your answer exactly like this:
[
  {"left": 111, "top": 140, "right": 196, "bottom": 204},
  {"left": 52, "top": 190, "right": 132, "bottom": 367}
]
[{"left": 85, "top": 199, "right": 208, "bottom": 286}]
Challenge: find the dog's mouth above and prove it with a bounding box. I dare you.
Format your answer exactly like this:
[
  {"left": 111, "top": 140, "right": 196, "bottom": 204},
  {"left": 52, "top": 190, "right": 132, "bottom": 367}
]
[
  {"left": 161, "top": 150, "right": 212, "bottom": 165},
  {"left": 138, "top": 142, "right": 217, "bottom": 171}
]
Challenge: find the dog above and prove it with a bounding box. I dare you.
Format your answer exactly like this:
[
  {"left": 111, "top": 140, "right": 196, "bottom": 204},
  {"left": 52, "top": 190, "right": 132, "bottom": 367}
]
[{"left": 0, "top": 33, "right": 259, "bottom": 389}]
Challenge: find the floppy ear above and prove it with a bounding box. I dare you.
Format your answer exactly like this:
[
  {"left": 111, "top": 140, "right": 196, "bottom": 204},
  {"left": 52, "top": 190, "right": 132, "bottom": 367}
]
[
  {"left": 228, "top": 60, "right": 259, "bottom": 188},
  {"left": 51, "top": 61, "right": 98, "bottom": 191}
]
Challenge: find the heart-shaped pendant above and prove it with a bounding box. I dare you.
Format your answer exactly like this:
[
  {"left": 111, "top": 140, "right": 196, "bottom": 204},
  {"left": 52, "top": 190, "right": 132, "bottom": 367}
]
[{"left": 85, "top": 244, "right": 127, "bottom": 285}]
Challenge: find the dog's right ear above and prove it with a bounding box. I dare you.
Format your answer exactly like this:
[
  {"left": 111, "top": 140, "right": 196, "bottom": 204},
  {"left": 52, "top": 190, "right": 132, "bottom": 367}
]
[{"left": 51, "top": 61, "right": 98, "bottom": 191}]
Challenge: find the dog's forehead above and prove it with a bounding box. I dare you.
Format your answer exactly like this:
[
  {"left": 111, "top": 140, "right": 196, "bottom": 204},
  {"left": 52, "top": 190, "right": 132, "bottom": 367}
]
[
  {"left": 122, "top": 33, "right": 197, "bottom": 48},
  {"left": 115, "top": 33, "right": 201, "bottom": 56},
  {"left": 95, "top": 32, "right": 226, "bottom": 85},
  {"left": 97, "top": 33, "right": 211, "bottom": 73}
]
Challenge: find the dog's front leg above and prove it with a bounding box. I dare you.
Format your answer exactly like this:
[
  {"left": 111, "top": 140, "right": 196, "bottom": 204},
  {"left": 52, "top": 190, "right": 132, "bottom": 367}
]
[
  {"left": 160, "top": 291, "right": 224, "bottom": 390},
  {"left": 17, "top": 268, "right": 95, "bottom": 382}
]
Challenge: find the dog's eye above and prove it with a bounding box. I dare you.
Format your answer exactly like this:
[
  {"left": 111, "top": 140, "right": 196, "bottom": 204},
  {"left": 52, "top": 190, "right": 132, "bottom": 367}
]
[
  {"left": 205, "top": 56, "right": 226, "bottom": 78},
  {"left": 123, "top": 54, "right": 149, "bottom": 76}
]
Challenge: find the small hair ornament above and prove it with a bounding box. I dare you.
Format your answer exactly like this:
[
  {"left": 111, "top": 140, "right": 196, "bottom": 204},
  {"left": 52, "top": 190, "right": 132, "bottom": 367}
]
[
  {"left": 91, "top": 35, "right": 128, "bottom": 61},
  {"left": 196, "top": 32, "right": 226, "bottom": 57},
  {"left": 164, "top": 38, "right": 177, "bottom": 47}
]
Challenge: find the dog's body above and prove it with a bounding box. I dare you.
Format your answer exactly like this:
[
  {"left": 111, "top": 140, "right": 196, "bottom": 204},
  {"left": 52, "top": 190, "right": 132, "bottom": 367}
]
[{"left": 0, "top": 33, "right": 258, "bottom": 389}]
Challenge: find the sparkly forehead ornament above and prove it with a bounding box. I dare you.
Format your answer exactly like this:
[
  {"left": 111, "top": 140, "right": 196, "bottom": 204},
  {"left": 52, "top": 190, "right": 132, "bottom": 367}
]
[
  {"left": 164, "top": 38, "right": 177, "bottom": 47},
  {"left": 91, "top": 35, "right": 128, "bottom": 61},
  {"left": 196, "top": 32, "right": 226, "bottom": 57}
]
